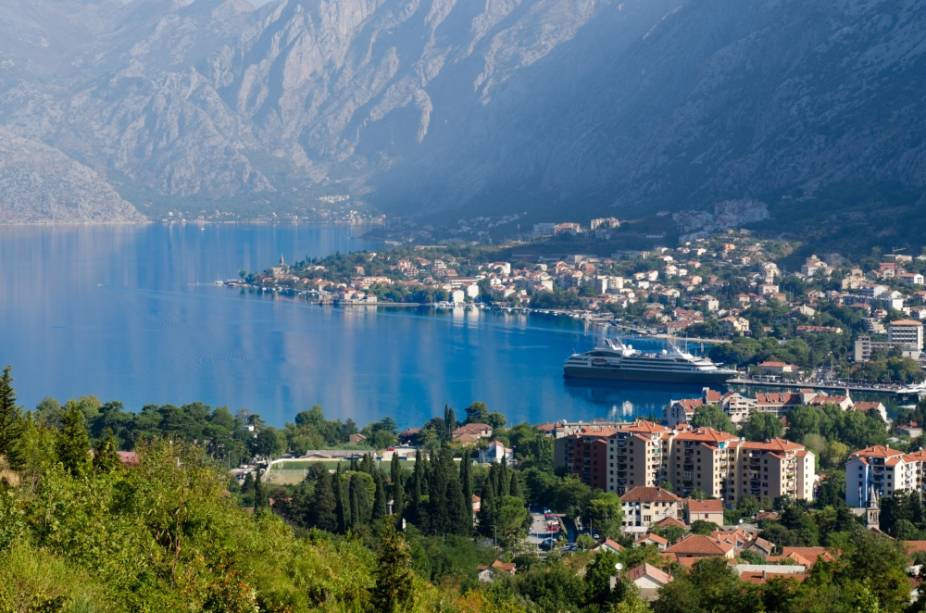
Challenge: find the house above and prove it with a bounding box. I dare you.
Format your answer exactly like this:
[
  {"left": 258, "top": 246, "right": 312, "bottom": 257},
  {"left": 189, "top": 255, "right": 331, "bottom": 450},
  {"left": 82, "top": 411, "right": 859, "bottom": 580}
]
[
  {"left": 757, "top": 361, "right": 798, "bottom": 377},
  {"left": 626, "top": 563, "right": 673, "bottom": 601},
  {"left": 595, "top": 538, "right": 624, "bottom": 555},
  {"left": 686, "top": 499, "right": 724, "bottom": 527},
  {"left": 477, "top": 560, "right": 516, "bottom": 583},
  {"left": 452, "top": 423, "right": 493, "bottom": 446},
  {"left": 640, "top": 532, "right": 669, "bottom": 551},
  {"left": 472, "top": 495, "right": 481, "bottom": 515},
  {"left": 664, "top": 534, "right": 735, "bottom": 561},
  {"left": 653, "top": 516, "right": 688, "bottom": 532},
  {"left": 478, "top": 440, "right": 514, "bottom": 464},
  {"left": 621, "top": 486, "right": 683, "bottom": 532},
  {"left": 348, "top": 433, "right": 367, "bottom": 444},
  {"left": 851, "top": 401, "right": 889, "bottom": 424},
  {"left": 747, "top": 537, "right": 776, "bottom": 558},
  {"left": 736, "top": 565, "right": 807, "bottom": 585},
  {"left": 778, "top": 547, "right": 836, "bottom": 567},
  {"left": 116, "top": 451, "right": 140, "bottom": 467}
]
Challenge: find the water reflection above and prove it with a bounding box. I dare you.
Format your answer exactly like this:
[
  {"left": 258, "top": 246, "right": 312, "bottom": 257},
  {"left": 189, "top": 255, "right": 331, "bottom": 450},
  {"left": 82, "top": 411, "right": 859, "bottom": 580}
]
[{"left": 1, "top": 224, "right": 704, "bottom": 427}]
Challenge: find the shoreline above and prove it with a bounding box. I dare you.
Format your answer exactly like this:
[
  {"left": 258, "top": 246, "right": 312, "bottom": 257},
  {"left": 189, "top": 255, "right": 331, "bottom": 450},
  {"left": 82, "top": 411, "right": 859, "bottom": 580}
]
[{"left": 220, "top": 279, "right": 731, "bottom": 345}]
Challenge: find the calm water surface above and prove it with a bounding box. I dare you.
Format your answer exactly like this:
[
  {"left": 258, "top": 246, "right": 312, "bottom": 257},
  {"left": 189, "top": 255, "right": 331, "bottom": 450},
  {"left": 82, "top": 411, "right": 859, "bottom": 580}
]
[{"left": 0, "top": 224, "right": 702, "bottom": 426}]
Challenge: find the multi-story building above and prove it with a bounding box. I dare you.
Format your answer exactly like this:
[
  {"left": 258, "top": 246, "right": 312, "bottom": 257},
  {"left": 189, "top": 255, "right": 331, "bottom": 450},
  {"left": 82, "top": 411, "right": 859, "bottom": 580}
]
[
  {"left": 845, "top": 445, "right": 926, "bottom": 507},
  {"left": 889, "top": 319, "right": 924, "bottom": 353},
  {"left": 620, "top": 486, "right": 682, "bottom": 532},
  {"left": 554, "top": 422, "right": 816, "bottom": 504}
]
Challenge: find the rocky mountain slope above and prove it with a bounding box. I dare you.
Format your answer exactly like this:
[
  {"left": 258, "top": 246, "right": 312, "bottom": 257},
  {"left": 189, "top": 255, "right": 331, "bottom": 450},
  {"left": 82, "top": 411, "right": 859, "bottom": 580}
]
[
  {"left": 0, "top": 130, "right": 145, "bottom": 224},
  {"left": 1, "top": 0, "right": 925, "bottom": 231}
]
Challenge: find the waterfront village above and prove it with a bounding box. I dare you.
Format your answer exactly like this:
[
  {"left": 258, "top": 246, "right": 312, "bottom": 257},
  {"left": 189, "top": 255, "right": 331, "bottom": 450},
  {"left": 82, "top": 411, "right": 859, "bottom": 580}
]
[{"left": 234, "top": 218, "right": 926, "bottom": 386}]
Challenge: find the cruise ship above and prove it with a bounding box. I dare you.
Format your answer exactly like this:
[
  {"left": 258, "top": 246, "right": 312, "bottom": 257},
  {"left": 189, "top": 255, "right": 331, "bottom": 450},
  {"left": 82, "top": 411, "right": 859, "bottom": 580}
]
[{"left": 563, "top": 338, "right": 738, "bottom": 385}]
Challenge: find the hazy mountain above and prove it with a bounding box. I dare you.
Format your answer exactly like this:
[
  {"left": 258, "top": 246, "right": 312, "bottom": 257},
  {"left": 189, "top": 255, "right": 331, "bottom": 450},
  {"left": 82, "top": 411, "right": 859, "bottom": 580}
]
[
  {"left": 0, "top": 129, "right": 145, "bottom": 224},
  {"left": 1, "top": 0, "right": 925, "bottom": 231}
]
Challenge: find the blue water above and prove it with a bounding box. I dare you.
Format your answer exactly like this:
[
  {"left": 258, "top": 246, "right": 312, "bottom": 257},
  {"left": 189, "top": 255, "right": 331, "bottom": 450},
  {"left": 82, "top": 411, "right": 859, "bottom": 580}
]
[{"left": 0, "top": 224, "right": 704, "bottom": 427}]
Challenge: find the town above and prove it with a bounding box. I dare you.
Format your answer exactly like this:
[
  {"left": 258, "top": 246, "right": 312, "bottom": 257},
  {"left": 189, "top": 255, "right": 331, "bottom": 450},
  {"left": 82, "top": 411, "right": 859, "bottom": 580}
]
[{"left": 233, "top": 222, "right": 926, "bottom": 390}]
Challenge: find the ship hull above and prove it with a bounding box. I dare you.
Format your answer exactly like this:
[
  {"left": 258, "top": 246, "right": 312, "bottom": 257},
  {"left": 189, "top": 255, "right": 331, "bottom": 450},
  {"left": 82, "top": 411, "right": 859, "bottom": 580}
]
[{"left": 563, "top": 365, "right": 735, "bottom": 386}]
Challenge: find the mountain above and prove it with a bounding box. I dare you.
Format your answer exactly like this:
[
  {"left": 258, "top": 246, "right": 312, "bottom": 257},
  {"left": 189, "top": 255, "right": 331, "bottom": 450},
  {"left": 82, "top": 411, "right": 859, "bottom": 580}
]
[
  {"left": 0, "top": 129, "right": 145, "bottom": 224},
  {"left": 1, "top": 0, "right": 925, "bottom": 234}
]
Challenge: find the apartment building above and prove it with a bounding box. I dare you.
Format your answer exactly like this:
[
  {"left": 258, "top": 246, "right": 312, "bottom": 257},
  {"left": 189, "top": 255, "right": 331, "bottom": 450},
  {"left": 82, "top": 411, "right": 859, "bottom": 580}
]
[
  {"left": 620, "top": 486, "right": 682, "bottom": 532},
  {"left": 845, "top": 445, "right": 926, "bottom": 507},
  {"left": 889, "top": 319, "right": 924, "bottom": 354},
  {"left": 554, "top": 422, "right": 816, "bottom": 504}
]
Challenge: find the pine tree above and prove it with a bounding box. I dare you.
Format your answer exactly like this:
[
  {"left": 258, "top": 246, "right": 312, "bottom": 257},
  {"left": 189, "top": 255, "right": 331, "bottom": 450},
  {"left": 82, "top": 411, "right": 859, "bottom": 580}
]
[
  {"left": 93, "top": 429, "right": 120, "bottom": 473},
  {"left": 371, "top": 522, "right": 415, "bottom": 613},
  {"left": 312, "top": 470, "right": 338, "bottom": 532},
  {"left": 373, "top": 471, "right": 388, "bottom": 521},
  {"left": 0, "top": 366, "right": 24, "bottom": 468},
  {"left": 56, "top": 402, "right": 90, "bottom": 477},
  {"left": 390, "top": 452, "right": 404, "bottom": 524}
]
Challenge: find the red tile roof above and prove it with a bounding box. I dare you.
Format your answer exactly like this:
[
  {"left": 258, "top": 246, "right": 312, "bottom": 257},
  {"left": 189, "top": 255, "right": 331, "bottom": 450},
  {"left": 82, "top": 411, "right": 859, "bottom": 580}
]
[
  {"left": 626, "top": 563, "right": 673, "bottom": 586},
  {"left": 665, "top": 534, "right": 733, "bottom": 556},
  {"left": 622, "top": 486, "right": 682, "bottom": 504},
  {"left": 675, "top": 428, "right": 737, "bottom": 444},
  {"left": 687, "top": 499, "right": 724, "bottom": 514}
]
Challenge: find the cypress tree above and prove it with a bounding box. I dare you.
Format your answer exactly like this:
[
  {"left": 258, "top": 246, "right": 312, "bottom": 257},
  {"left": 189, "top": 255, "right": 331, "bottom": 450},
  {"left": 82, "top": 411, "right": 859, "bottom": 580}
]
[
  {"left": 446, "top": 450, "right": 467, "bottom": 535},
  {"left": 253, "top": 469, "right": 267, "bottom": 513},
  {"left": 335, "top": 465, "right": 349, "bottom": 532},
  {"left": 478, "top": 465, "right": 495, "bottom": 538},
  {"left": 56, "top": 402, "right": 90, "bottom": 477},
  {"left": 373, "top": 471, "right": 388, "bottom": 521},
  {"left": 390, "top": 452, "right": 404, "bottom": 522},
  {"left": 371, "top": 523, "right": 414, "bottom": 613},
  {"left": 312, "top": 470, "right": 338, "bottom": 532},
  {"left": 349, "top": 474, "right": 363, "bottom": 529},
  {"left": 407, "top": 450, "right": 425, "bottom": 528},
  {"left": 427, "top": 448, "right": 450, "bottom": 534},
  {"left": 443, "top": 405, "right": 456, "bottom": 442},
  {"left": 460, "top": 450, "right": 473, "bottom": 533},
  {"left": 0, "top": 366, "right": 23, "bottom": 468},
  {"left": 509, "top": 470, "right": 521, "bottom": 499}
]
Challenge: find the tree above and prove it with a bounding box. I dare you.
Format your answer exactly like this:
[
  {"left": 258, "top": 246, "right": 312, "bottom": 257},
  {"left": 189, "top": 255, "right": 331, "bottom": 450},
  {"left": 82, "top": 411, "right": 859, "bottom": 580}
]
[
  {"left": 55, "top": 402, "right": 90, "bottom": 477},
  {"left": 371, "top": 522, "right": 415, "bottom": 613},
  {"left": 689, "top": 520, "right": 717, "bottom": 535},
  {"left": 443, "top": 405, "right": 456, "bottom": 442},
  {"left": 250, "top": 428, "right": 283, "bottom": 459},
  {"left": 311, "top": 470, "right": 338, "bottom": 532},
  {"left": 0, "top": 366, "right": 23, "bottom": 468},
  {"left": 460, "top": 450, "right": 473, "bottom": 532},
  {"left": 584, "top": 550, "right": 623, "bottom": 608},
  {"left": 495, "top": 496, "right": 529, "bottom": 547},
  {"left": 584, "top": 492, "right": 624, "bottom": 539},
  {"left": 373, "top": 471, "right": 388, "bottom": 522},
  {"left": 252, "top": 468, "right": 267, "bottom": 513},
  {"left": 464, "top": 402, "right": 489, "bottom": 425},
  {"left": 390, "top": 453, "right": 404, "bottom": 526},
  {"left": 93, "top": 429, "right": 120, "bottom": 473},
  {"left": 742, "top": 413, "right": 784, "bottom": 441},
  {"left": 690, "top": 405, "right": 735, "bottom": 434}
]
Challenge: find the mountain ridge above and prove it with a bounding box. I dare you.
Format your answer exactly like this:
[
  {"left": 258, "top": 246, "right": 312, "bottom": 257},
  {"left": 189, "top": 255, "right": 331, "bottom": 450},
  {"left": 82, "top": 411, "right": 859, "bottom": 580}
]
[{"left": 1, "top": 0, "right": 925, "bottom": 234}]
